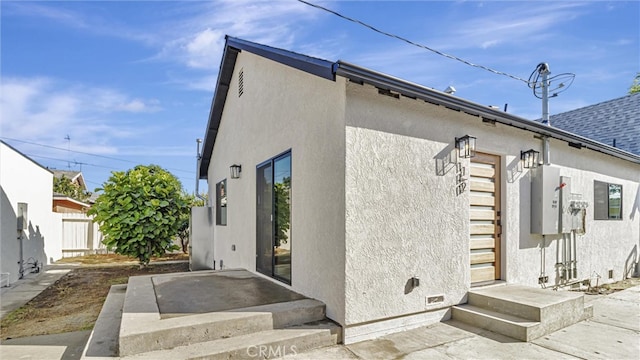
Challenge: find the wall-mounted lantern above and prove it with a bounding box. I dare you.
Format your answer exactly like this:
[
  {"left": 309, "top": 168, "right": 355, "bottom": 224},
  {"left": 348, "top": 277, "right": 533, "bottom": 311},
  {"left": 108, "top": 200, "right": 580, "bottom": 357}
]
[
  {"left": 455, "top": 135, "right": 476, "bottom": 158},
  {"left": 520, "top": 149, "right": 540, "bottom": 169},
  {"left": 230, "top": 164, "right": 242, "bottom": 179}
]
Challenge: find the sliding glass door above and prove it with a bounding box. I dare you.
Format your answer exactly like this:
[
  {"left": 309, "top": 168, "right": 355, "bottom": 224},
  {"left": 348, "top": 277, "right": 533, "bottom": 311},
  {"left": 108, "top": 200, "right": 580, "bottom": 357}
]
[{"left": 256, "top": 152, "right": 291, "bottom": 283}]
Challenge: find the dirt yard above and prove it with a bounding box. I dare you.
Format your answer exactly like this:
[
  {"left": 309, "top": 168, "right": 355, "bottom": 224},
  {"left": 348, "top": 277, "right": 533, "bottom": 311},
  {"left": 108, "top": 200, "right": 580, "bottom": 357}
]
[{"left": 1, "top": 254, "right": 189, "bottom": 340}]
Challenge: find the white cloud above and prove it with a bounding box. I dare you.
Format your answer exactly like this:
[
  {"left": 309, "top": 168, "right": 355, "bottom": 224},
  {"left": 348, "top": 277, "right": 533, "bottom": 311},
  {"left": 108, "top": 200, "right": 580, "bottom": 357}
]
[
  {"left": 443, "top": 2, "right": 587, "bottom": 51},
  {"left": 0, "top": 77, "right": 162, "bottom": 155},
  {"left": 153, "top": 0, "right": 321, "bottom": 72},
  {"left": 184, "top": 28, "right": 226, "bottom": 69}
]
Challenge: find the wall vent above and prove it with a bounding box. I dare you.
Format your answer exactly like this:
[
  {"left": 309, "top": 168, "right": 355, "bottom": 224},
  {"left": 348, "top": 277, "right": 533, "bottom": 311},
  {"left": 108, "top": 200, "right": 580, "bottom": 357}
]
[
  {"left": 426, "top": 295, "right": 444, "bottom": 305},
  {"left": 238, "top": 68, "right": 244, "bottom": 97},
  {"left": 608, "top": 269, "right": 614, "bottom": 279}
]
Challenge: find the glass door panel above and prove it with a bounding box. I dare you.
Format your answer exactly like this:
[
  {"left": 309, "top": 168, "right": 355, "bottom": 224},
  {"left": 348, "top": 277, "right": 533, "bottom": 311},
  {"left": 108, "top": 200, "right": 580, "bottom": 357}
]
[
  {"left": 273, "top": 153, "right": 291, "bottom": 283},
  {"left": 256, "top": 162, "right": 273, "bottom": 277}
]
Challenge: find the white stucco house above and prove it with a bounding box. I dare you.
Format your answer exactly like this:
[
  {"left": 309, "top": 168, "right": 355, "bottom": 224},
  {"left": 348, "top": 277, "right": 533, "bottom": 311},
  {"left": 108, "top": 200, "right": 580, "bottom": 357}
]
[
  {"left": 1, "top": 140, "right": 62, "bottom": 286},
  {"left": 196, "top": 36, "right": 640, "bottom": 343}
]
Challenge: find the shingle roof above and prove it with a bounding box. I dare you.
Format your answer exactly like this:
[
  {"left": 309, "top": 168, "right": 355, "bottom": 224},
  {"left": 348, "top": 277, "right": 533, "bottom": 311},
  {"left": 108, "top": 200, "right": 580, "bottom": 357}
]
[
  {"left": 52, "top": 170, "right": 81, "bottom": 180},
  {"left": 549, "top": 93, "right": 640, "bottom": 155}
]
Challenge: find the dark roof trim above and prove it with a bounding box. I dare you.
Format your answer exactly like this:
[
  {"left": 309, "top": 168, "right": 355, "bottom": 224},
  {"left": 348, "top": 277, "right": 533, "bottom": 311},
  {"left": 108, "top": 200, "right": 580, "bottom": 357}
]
[
  {"left": 199, "top": 36, "right": 335, "bottom": 178},
  {"left": 334, "top": 61, "right": 640, "bottom": 165},
  {"left": 0, "top": 140, "right": 54, "bottom": 174},
  {"left": 227, "top": 37, "right": 336, "bottom": 81},
  {"left": 200, "top": 37, "right": 640, "bottom": 179}
]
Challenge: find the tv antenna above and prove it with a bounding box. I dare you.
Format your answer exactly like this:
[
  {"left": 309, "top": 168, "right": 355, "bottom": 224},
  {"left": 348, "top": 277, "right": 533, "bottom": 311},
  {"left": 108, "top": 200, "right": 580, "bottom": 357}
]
[
  {"left": 527, "top": 63, "right": 575, "bottom": 126},
  {"left": 64, "top": 134, "right": 71, "bottom": 169}
]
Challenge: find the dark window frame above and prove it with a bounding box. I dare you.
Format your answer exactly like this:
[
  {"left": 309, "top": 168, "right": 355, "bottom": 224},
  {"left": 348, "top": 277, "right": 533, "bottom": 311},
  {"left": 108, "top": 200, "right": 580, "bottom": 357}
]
[
  {"left": 216, "top": 179, "right": 227, "bottom": 226},
  {"left": 594, "top": 180, "right": 623, "bottom": 220},
  {"left": 256, "top": 149, "right": 292, "bottom": 285}
]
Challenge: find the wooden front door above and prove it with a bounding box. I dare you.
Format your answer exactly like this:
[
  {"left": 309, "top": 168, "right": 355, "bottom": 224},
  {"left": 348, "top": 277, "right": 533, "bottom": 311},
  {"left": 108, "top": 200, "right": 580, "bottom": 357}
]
[{"left": 469, "top": 153, "right": 502, "bottom": 284}]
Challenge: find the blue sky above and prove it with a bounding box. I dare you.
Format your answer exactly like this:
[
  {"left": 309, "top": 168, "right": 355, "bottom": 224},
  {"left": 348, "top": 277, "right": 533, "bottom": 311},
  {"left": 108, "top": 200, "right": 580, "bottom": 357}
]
[{"left": 1, "top": 0, "right": 638, "bottom": 194}]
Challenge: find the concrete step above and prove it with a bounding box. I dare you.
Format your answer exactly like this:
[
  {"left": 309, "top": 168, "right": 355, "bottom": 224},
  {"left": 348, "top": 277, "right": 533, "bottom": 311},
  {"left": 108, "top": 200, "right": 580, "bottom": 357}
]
[
  {"left": 455, "top": 285, "right": 591, "bottom": 341},
  {"left": 452, "top": 304, "right": 539, "bottom": 341},
  {"left": 119, "top": 298, "right": 327, "bottom": 356},
  {"left": 468, "top": 285, "right": 585, "bottom": 322},
  {"left": 122, "top": 325, "right": 340, "bottom": 360},
  {"left": 81, "top": 284, "right": 126, "bottom": 359}
]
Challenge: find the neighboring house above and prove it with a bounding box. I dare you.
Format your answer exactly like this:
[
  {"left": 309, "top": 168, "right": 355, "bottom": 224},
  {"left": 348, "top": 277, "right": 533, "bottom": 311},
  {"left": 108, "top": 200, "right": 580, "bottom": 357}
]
[
  {"left": 53, "top": 193, "right": 91, "bottom": 213},
  {"left": 0, "top": 140, "right": 62, "bottom": 286},
  {"left": 549, "top": 93, "right": 640, "bottom": 156},
  {"left": 52, "top": 170, "right": 88, "bottom": 190},
  {"left": 196, "top": 36, "right": 640, "bottom": 344},
  {"left": 51, "top": 170, "right": 105, "bottom": 257}
]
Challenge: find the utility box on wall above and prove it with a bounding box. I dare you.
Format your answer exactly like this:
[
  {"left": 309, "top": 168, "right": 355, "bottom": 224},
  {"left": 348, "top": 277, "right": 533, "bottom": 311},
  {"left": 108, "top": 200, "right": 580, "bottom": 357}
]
[
  {"left": 17, "top": 202, "right": 28, "bottom": 231},
  {"left": 531, "top": 166, "right": 561, "bottom": 234}
]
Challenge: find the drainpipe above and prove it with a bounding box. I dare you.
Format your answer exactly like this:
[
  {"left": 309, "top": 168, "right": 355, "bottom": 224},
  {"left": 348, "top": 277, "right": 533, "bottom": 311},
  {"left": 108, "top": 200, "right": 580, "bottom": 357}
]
[
  {"left": 195, "top": 139, "right": 207, "bottom": 204},
  {"left": 18, "top": 230, "right": 24, "bottom": 279}
]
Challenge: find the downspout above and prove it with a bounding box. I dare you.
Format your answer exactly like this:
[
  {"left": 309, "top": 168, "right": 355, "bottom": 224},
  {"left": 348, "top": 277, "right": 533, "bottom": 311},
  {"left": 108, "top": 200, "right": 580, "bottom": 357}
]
[
  {"left": 18, "top": 231, "right": 24, "bottom": 279},
  {"left": 195, "top": 139, "right": 207, "bottom": 204}
]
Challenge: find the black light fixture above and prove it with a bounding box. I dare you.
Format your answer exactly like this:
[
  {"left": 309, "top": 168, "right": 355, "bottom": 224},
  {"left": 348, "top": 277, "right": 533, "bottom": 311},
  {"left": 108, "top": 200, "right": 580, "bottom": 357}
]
[
  {"left": 520, "top": 149, "right": 540, "bottom": 169},
  {"left": 455, "top": 135, "right": 476, "bottom": 158},
  {"left": 230, "top": 164, "right": 242, "bottom": 179}
]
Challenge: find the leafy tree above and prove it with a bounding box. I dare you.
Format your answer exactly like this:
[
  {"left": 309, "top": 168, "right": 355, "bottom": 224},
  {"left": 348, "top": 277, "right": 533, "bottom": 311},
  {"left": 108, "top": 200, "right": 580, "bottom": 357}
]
[
  {"left": 630, "top": 73, "right": 640, "bottom": 94},
  {"left": 53, "top": 175, "right": 90, "bottom": 202},
  {"left": 88, "top": 165, "right": 187, "bottom": 266},
  {"left": 176, "top": 192, "right": 206, "bottom": 253},
  {"left": 274, "top": 177, "right": 291, "bottom": 246}
]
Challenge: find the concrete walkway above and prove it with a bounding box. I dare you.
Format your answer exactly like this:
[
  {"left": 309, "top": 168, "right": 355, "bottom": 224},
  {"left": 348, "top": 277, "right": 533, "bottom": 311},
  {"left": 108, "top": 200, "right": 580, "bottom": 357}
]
[
  {"left": 291, "top": 286, "right": 640, "bottom": 360},
  {"left": 0, "top": 264, "right": 75, "bottom": 320},
  {"left": 1, "top": 270, "right": 638, "bottom": 359}
]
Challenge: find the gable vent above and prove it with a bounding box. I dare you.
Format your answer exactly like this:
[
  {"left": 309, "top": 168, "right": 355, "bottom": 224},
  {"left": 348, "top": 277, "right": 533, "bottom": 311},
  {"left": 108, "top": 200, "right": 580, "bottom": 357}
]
[{"left": 238, "top": 68, "right": 244, "bottom": 97}]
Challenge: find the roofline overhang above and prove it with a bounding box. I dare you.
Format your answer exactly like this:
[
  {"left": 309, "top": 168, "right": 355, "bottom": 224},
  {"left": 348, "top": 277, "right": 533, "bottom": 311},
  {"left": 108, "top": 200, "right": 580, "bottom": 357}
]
[
  {"left": 53, "top": 195, "right": 91, "bottom": 208},
  {"left": 198, "top": 37, "right": 640, "bottom": 180},
  {"left": 198, "top": 36, "right": 336, "bottom": 179},
  {"left": 1, "top": 140, "right": 54, "bottom": 174},
  {"left": 334, "top": 61, "right": 640, "bottom": 165}
]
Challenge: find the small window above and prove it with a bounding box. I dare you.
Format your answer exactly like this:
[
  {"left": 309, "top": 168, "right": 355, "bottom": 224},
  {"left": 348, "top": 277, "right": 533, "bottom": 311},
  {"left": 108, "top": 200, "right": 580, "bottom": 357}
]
[
  {"left": 594, "top": 180, "right": 622, "bottom": 220},
  {"left": 216, "top": 179, "right": 227, "bottom": 225}
]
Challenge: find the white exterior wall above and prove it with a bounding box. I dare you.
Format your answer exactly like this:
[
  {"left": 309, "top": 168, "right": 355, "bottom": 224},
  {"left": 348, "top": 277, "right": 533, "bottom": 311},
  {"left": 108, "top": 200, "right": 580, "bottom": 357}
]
[
  {"left": 342, "top": 82, "right": 640, "bottom": 342},
  {"left": 206, "top": 52, "right": 348, "bottom": 324},
  {"left": 1, "top": 142, "right": 61, "bottom": 285},
  {"left": 509, "top": 140, "right": 640, "bottom": 287}
]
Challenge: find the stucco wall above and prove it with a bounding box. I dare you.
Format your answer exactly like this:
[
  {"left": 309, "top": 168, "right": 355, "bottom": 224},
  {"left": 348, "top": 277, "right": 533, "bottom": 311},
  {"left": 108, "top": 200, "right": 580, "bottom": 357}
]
[
  {"left": 343, "top": 82, "right": 640, "bottom": 337},
  {"left": 206, "top": 52, "right": 347, "bottom": 324},
  {"left": 1, "top": 142, "right": 60, "bottom": 285},
  {"left": 510, "top": 140, "right": 640, "bottom": 287}
]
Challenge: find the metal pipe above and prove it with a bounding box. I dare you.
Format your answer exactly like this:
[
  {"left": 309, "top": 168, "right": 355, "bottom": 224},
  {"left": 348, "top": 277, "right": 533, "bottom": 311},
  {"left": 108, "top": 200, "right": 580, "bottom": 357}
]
[
  {"left": 540, "top": 63, "right": 551, "bottom": 126},
  {"left": 18, "top": 231, "right": 24, "bottom": 279},
  {"left": 572, "top": 231, "right": 578, "bottom": 279},
  {"left": 542, "top": 136, "right": 551, "bottom": 165},
  {"left": 568, "top": 233, "right": 572, "bottom": 279},
  {"left": 195, "top": 139, "right": 206, "bottom": 203}
]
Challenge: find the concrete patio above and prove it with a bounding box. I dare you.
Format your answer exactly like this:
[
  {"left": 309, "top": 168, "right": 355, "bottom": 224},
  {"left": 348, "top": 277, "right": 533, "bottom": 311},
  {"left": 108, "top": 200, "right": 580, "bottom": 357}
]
[{"left": 1, "top": 266, "right": 638, "bottom": 359}]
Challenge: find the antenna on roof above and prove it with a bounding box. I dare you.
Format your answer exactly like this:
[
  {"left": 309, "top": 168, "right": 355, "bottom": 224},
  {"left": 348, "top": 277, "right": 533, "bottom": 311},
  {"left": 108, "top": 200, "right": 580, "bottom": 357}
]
[
  {"left": 527, "top": 63, "right": 575, "bottom": 166},
  {"left": 64, "top": 134, "right": 71, "bottom": 169},
  {"left": 527, "top": 63, "right": 575, "bottom": 126}
]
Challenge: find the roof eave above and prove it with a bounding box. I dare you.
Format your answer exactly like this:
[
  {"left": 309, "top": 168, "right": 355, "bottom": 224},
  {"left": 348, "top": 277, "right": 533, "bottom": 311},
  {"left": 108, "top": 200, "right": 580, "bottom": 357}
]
[
  {"left": 334, "top": 61, "right": 640, "bottom": 165},
  {"left": 198, "top": 36, "right": 337, "bottom": 179}
]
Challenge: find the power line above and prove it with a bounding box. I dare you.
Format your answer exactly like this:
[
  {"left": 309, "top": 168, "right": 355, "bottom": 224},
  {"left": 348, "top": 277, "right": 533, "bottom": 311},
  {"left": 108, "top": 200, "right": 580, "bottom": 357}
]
[
  {"left": 28, "top": 154, "right": 195, "bottom": 184},
  {"left": 1, "top": 136, "right": 193, "bottom": 174},
  {"left": 296, "top": 0, "right": 531, "bottom": 84},
  {"left": 26, "top": 153, "right": 121, "bottom": 170}
]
